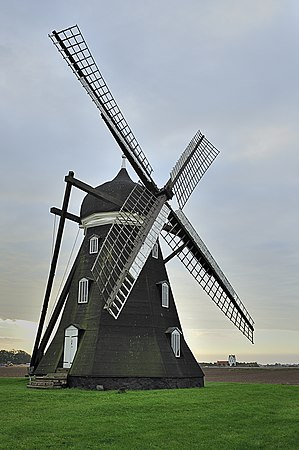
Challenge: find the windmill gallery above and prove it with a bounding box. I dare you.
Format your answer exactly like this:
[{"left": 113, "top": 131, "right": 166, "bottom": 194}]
[{"left": 29, "top": 25, "right": 254, "bottom": 390}]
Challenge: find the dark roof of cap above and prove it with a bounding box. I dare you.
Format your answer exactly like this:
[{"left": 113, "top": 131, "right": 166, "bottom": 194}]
[{"left": 80, "top": 168, "right": 137, "bottom": 219}]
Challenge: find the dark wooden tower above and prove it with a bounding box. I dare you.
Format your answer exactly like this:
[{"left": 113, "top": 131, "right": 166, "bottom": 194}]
[
  {"left": 29, "top": 25, "right": 254, "bottom": 390},
  {"left": 34, "top": 167, "right": 204, "bottom": 389}
]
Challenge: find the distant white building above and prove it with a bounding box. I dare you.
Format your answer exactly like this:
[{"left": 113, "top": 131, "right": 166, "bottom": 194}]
[{"left": 228, "top": 355, "right": 237, "bottom": 366}]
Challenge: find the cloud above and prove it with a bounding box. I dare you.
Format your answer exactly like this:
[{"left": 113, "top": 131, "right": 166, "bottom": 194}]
[
  {"left": 184, "top": 328, "right": 299, "bottom": 364},
  {"left": 0, "top": 319, "right": 37, "bottom": 354},
  {"left": 231, "top": 125, "right": 299, "bottom": 161},
  {"left": 200, "top": 0, "right": 282, "bottom": 40}
]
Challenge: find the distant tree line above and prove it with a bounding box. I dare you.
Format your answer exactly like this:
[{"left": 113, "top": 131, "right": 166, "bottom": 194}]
[{"left": 0, "top": 350, "right": 31, "bottom": 364}]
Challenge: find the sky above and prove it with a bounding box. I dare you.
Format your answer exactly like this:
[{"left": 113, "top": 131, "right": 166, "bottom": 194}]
[{"left": 0, "top": 0, "right": 298, "bottom": 365}]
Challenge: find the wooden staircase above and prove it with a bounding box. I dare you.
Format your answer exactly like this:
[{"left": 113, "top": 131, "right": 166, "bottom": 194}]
[{"left": 27, "top": 369, "right": 68, "bottom": 389}]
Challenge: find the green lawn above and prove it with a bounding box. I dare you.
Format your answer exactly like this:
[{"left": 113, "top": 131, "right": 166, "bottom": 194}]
[{"left": 0, "top": 378, "right": 298, "bottom": 449}]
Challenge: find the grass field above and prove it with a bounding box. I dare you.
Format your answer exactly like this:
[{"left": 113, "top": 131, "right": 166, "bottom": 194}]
[{"left": 0, "top": 378, "right": 298, "bottom": 449}]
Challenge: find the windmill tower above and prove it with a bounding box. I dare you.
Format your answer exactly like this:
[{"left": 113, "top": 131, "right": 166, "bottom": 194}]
[{"left": 29, "top": 25, "right": 254, "bottom": 390}]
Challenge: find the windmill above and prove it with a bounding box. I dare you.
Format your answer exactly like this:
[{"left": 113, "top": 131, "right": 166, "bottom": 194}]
[{"left": 29, "top": 25, "right": 254, "bottom": 390}]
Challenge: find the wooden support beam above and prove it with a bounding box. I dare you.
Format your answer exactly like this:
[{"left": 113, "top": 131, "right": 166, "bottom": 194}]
[
  {"left": 36, "top": 245, "right": 82, "bottom": 361},
  {"left": 64, "top": 173, "right": 123, "bottom": 207},
  {"left": 30, "top": 171, "right": 74, "bottom": 373},
  {"left": 50, "top": 207, "right": 81, "bottom": 224},
  {"left": 164, "top": 242, "right": 188, "bottom": 264}
]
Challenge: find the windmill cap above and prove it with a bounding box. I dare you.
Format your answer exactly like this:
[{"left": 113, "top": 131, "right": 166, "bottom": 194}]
[{"left": 80, "top": 168, "right": 137, "bottom": 219}]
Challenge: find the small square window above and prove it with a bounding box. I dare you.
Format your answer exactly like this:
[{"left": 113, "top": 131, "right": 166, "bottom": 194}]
[
  {"left": 171, "top": 330, "right": 181, "bottom": 357},
  {"left": 152, "top": 242, "right": 159, "bottom": 259},
  {"left": 161, "top": 282, "right": 169, "bottom": 308},
  {"left": 78, "top": 278, "right": 89, "bottom": 303},
  {"left": 89, "top": 236, "right": 99, "bottom": 254}
]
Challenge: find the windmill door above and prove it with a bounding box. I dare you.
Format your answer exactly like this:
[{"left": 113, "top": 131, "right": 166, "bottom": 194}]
[{"left": 63, "top": 325, "right": 79, "bottom": 369}]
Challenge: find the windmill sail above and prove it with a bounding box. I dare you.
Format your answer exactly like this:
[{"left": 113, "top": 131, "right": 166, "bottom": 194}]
[
  {"left": 49, "top": 25, "right": 157, "bottom": 192},
  {"left": 91, "top": 184, "right": 169, "bottom": 318},
  {"left": 170, "top": 130, "right": 220, "bottom": 209},
  {"left": 162, "top": 209, "right": 254, "bottom": 343}
]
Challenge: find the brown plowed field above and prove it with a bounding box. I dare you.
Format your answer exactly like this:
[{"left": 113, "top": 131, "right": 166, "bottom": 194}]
[
  {"left": 0, "top": 365, "right": 30, "bottom": 377},
  {"left": 1, "top": 365, "right": 298, "bottom": 385},
  {"left": 203, "top": 367, "right": 299, "bottom": 385}
]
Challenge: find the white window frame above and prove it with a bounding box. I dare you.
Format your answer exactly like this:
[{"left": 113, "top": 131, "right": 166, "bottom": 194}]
[
  {"left": 78, "top": 278, "right": 89, "bottom": 304},
  {"left": 152, "top": 241, "right": 159, "bottom": 259},
  {"left": 161, "top": 282, "right": 169, "bottom": 308},
  {"left": 89, "top": 236, "right": 99, "bottom": 254},
  {"left": 171, "top": 329, "right": 181, "bottom": 358}
]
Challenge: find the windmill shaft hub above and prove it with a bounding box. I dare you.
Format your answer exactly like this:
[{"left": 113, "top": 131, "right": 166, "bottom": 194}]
[{"left": 159, "top": 183, "right": 174, "bottom": 201}]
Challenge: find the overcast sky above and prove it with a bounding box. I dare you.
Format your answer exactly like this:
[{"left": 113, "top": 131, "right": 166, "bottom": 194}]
[{"left": 0, "top": 0, "right": 298, "bottom": 364}]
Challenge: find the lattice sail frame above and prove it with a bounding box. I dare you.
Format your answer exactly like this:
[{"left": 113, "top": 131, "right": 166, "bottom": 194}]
[
  {"left": 170, "top": 130, "right": 220, "bottom": 209},
  {"left": 49, "top": 24, "right": 254, "bottom": 339},
  {"left": 49, "top": 25, "right": 155, "bottom": 188},
  {"left": 161, "top": 209, "right": 254, "bottom": 343},
  {"left": 91, "top": 184, "right": 169, "bottom": 319}
]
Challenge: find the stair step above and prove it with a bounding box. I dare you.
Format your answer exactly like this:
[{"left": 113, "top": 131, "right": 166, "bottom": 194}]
[
  {"left": 27, "top": 372, "right": 68, "bottom": 389},
  {"left": 27, "top": 383, "right": 63, "bottom": 389},
  {"left": 56, "top": 368, "right": 68, "bottom": 374},
  {"left": 43, "top": 372, "right": 68, "bottom": 379}
]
